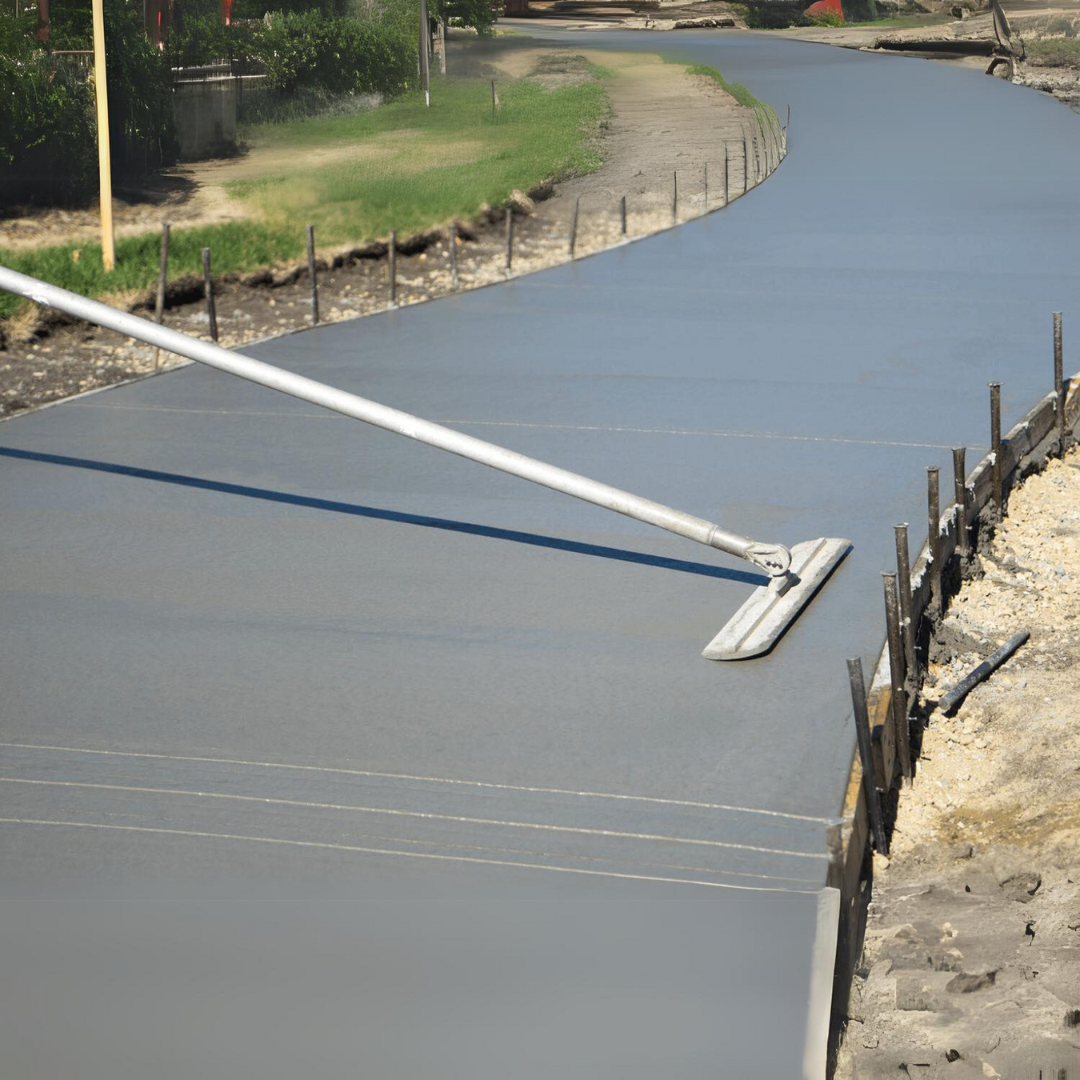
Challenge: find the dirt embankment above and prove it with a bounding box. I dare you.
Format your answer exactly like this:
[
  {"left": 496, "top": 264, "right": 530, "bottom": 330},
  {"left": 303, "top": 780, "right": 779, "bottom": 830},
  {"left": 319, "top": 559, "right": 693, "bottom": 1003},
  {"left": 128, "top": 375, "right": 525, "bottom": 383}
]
[
  {"left": 836, "top": 450, "right": 1080, "bottom": 1079},
  {"left": 0, "top": 42, "right": 781, "bottom": 419}
]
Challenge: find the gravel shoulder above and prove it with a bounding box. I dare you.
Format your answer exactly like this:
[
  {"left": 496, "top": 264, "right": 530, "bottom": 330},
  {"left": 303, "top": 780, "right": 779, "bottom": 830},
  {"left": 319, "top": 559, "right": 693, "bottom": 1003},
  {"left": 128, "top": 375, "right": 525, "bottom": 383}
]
[{"left": 837, "top": 450, "right": 1080, "bottom": 1079}]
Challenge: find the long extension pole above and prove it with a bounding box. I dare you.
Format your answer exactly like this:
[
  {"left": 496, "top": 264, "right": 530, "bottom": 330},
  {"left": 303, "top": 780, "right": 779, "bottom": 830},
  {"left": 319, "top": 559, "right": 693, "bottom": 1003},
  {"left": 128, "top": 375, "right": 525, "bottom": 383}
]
[{"left": 0, "top": 264, "right": 795, "bottom": 577}]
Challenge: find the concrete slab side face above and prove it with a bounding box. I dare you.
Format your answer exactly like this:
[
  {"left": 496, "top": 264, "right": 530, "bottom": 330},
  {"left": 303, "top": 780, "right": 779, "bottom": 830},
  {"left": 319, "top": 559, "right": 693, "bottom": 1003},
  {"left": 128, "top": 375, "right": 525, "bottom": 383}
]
[{"left": 1, "top": 31, "right": 1078, "bottom": 1075}]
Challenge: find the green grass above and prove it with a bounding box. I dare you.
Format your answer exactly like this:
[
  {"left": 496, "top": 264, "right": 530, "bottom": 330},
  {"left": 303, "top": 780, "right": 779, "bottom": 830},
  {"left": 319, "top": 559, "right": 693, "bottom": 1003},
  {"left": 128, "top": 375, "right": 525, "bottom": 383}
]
[
  {"left": 0, "top": 70, "right": 611, "bottom": 320},
  {"left": 678, "top": 61, "right": 781, "bottom": 139},
  {"left": 682, "top": 61, "right": 761, "bottom": 110},
  {"left": 1024, "top": 36, "right": 1080, "bottom": 66}
]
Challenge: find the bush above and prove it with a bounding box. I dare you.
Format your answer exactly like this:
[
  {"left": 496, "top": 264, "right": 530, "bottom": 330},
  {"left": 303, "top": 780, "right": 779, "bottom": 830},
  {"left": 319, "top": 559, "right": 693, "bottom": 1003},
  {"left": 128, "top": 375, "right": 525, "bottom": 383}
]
[
  {"left": 0, "top": 53, "right": 96, "bottom": 204},
  {"left": 0, "top": 0, "right": 175, "bottom": 205},
  {"left": 743, "top": 1, "right": 810, "bottom": 29},
  {"left": 808, "top": 9, "right": 844, "bottom": 25},
  {"left": 253, "top": 11, "right": 413, "bottom": 97}
]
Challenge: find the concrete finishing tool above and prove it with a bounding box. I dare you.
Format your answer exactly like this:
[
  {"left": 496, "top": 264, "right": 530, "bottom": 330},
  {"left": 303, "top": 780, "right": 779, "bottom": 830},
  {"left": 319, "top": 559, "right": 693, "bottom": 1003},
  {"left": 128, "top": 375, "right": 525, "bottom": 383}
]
[{"left": 0, "top": 266, "right": 852, "bottom": 660}]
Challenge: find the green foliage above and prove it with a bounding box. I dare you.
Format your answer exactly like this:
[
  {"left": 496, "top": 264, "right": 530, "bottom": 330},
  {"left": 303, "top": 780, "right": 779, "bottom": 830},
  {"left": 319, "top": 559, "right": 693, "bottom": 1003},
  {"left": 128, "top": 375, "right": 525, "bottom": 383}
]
[
  {"left": 0, "top": 69, "right": 611, "bottom": 318},
  {"left": 742, "top": 2, "right": 810, "bottom": 29},
  {"left": 435, "top": 0, "right": 501, "bottom": 36},
  {"left": 0, "top": 52, "right": 96, "bottom": 204},
  {"left": 253, "top": 10, "right": 413, "bottom": 96},
  {"left": 0, "top": 0, "right": 174, "bottom": 204},
  {"left": 808, "top": 9, "right": 844, "bottom": 26}
]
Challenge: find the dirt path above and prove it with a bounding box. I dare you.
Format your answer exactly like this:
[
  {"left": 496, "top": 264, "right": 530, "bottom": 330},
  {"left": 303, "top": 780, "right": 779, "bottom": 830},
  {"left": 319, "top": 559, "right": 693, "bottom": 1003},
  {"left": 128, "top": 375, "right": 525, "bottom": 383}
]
[
  {"left": 836, "top": 450, "right": 1080, "bottom": 1079},
  {"left": 0, "top": 37, "right": 780, "bottom": 418}
]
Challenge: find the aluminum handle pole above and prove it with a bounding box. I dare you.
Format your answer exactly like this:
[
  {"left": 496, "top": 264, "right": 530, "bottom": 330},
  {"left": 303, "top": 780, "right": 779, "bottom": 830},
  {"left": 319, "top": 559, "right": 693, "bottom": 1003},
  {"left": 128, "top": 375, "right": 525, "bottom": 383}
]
[{"left": 0, "top": 267, "right": 792, "bottom": 576}]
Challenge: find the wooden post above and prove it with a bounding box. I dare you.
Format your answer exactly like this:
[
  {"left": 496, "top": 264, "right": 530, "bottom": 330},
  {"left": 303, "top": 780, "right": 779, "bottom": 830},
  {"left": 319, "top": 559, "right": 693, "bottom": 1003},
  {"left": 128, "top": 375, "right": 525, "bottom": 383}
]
[
  {"left": 153, "top": 222, "right": 169, "bottom": 370},
  {"left": 438, "top": 18, "right": 446, "bottom": 76},
  {"left": 91, "top": 0, "right": 115, "bottom": 272},
  {"left": 388, "top": 229, "right": 397, "bottom": 306},
  {"left": 306, "top": 224, "right": 319, "bottom": 325},
  {"left": 448, "top": 224, "right": 459, "bottom": 290},
  {"left": 201, "top": 247, "right": 218, "bottom": 343}
]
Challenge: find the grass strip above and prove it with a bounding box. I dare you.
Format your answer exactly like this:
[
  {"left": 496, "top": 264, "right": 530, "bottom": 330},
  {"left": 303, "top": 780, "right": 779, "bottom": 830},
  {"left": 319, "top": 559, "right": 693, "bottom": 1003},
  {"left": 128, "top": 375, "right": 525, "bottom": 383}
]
[{"left": 0, "top": 70, "right": 610, "bottom": 320}]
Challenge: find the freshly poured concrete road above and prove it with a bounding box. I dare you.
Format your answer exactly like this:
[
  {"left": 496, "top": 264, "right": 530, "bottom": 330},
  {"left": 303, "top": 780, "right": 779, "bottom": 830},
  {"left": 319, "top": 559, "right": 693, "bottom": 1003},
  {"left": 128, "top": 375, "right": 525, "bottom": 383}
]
[{"left": 3, "top": 31, "right": 1079, "bottom": 1077}]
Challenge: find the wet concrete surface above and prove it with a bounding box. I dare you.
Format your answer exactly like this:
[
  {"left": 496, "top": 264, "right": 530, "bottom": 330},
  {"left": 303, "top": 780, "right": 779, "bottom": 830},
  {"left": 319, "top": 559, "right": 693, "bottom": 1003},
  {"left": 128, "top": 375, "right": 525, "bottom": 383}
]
[{"left": 2, "top": 30, "right": 1079, "bottom": 1077}]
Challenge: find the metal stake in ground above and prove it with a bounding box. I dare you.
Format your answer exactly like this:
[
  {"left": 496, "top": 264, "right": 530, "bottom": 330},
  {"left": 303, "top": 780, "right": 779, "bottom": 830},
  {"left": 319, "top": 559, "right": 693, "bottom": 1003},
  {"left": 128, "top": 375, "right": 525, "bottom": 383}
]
[
  {"left": 672, "top": 171, "right": 678, "bottom": 224},
  {"left": 201, "top": 246, "right": 218, "bottom": 343},
  {"left": 846, "top": 657, "right": 889, "bottom": 855},
  {"left": 894, "top": 522, "right": 916, "bottom": 681},
  {"left": 927, "top": 465, "right": 941, "bottom": 617},
  {"left": 449, "top": 224, "right": 459, "bottom": 291},
  {"left": 953, "top": 446, "right": 970, "bottom": 565},
  {"left": 723, "top": 144, "right": 729, "bottom": 206},
  {"left": 388, "top": 229, "right": 397, "bottom": 307},
  {"left": 504, "top": 210, "right": 514, "bottom": 276},
  {"left": 1054, "top": 311, "right": 1066, "bottom": 443},
  {"left": 620, "top": 195, "right": 627, "bottom": 237},
  {"left": 989, "top": 381, "right": 1002, "bottom": 521},
  {"left": 306, "top": 224, "right": 319, "bottom": 326},
  {"left": 742, "top": 135, "right": 749, "bottom": 193},
  {"left": 155, "top": 222, "right": 170, "bottom": 326},
  {"left": 569, "top": 196, "right": 580, "bottom": 258},
  {"left": 490, "top": 78, "right": 496, "bottom": 117},
  {"left": 153, "top": 221, "right": 170, "bottom": 370},
  {"left": 703, "top": 163, "right": 708, "bottom": 212},
  {"left": 883, "top": 570, "right": 912, "bottom": 780}
]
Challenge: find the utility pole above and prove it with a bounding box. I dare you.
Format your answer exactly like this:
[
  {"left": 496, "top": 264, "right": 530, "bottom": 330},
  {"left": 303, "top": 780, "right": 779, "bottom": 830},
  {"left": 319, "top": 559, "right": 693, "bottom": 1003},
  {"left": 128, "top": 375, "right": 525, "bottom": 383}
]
[
  {"left": 418, "top": 0, "right": 430, "bottom": 106},
  {"left": 91, "top": 0, "right": 115, "bottom": 271}
]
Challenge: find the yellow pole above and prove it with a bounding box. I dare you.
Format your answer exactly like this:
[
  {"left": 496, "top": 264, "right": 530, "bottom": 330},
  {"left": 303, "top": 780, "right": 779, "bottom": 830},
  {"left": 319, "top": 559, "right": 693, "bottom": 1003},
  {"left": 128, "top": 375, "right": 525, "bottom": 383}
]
[{"left": 91, "top": 0, "right": 115, "bottom": 271}]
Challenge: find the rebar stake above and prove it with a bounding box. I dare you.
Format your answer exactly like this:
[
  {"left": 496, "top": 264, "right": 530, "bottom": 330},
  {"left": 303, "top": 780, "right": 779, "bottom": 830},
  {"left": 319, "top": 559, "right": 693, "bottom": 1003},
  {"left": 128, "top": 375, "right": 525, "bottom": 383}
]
[
  {"left": 306, "top": 224, "right": 319, "bottom": 326},
  {"left": 449, "top": 224, "right": 459, "bottom": 291},
  {"left": 953, "top": 446, "right": 970, "bottom": 566},
  {"left": 847, "top": 657, "right": 889, "bottom": 855},
  {"left": 894, "top": 523, "right": 916, "bottom": 682},
  {"left": 388, "top": 230, "right": 397, "bottom": 307},
  {"left": 989, "top": 382, "right": 1002, "bottom": 521},
  {"left": 883, "top": 571, "right": 912, "bottom": 780},
  {"left": 201, "top": 247, "right": 218, "bottom": 343},
  {"left": 569, "top": 197, "right": 579, "bottom": 258},
  {"left": 1055, "top": 311, "right": 1066, "bottom": 447},
  {"left": 927, "top": 465, "right": 941, "bottom": 617},
  {"left": 504, "top": 210, "right": 514, "bottom": 276},
  {"left": 620, "top": 195, "right": 627, "bottom": 237}
]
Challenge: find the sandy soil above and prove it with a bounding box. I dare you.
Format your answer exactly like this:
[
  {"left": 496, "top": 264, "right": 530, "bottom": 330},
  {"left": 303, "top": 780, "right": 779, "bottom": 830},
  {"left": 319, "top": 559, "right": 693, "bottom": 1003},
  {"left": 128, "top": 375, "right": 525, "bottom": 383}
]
[
  {"left": 836, "top": 450, "right": 1080, "bottom": 1079},
  {"left": 0, "top": 39, "right": 782, "bottom": 419}
]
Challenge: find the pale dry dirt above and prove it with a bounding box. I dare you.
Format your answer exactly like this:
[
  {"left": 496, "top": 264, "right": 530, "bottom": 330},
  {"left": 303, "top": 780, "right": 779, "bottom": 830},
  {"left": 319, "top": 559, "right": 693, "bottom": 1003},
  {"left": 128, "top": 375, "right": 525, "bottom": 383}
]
[
  {"left": 836, "top": 450, "right": 1080, "bottom": 1080},
  {"left": 0, "top": 38, "right": 782, "bottom": 419}
]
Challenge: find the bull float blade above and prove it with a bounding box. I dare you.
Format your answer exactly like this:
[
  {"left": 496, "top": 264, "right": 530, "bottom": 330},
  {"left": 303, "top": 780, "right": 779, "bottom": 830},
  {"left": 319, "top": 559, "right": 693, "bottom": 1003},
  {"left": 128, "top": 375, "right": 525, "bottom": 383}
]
[{"left": 703, "top": 537, "right": 852, "bottom": 661}]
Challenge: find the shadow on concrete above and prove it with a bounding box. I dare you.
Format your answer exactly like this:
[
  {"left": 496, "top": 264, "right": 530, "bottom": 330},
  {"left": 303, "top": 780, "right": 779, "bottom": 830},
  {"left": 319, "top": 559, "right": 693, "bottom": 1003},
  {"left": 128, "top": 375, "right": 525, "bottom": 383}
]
[{"left": 0, "top": 446, "right": 769, "bottom": 586}]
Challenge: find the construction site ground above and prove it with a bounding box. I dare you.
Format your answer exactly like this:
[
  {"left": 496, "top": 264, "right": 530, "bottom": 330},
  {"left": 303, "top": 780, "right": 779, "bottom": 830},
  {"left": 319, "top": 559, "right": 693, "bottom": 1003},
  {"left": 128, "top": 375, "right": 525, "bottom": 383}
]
[{"left": 837, "top": 449, "right": 1080, "bottom": 1078}]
